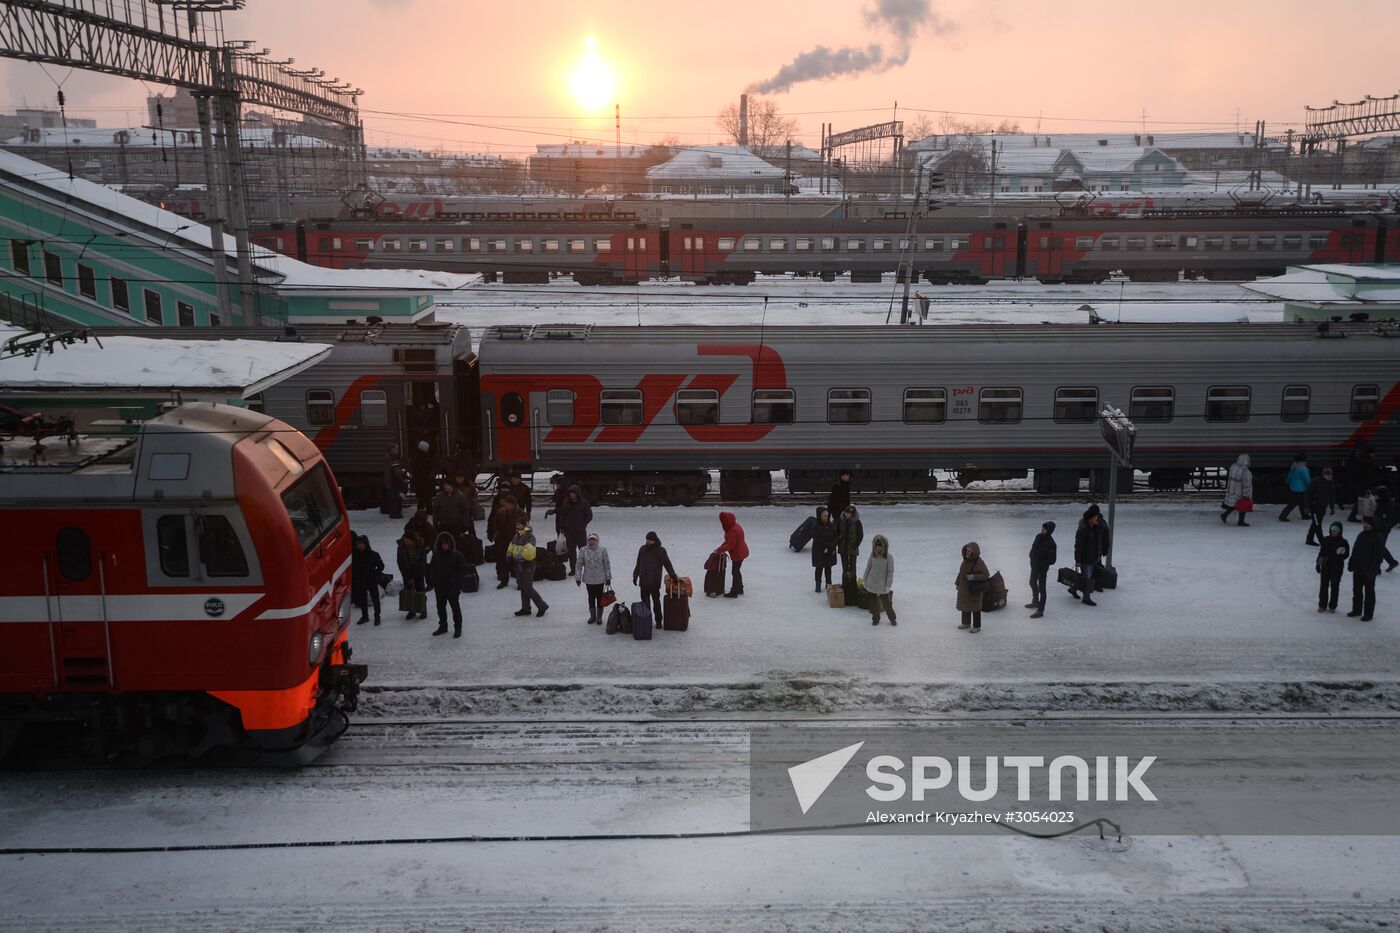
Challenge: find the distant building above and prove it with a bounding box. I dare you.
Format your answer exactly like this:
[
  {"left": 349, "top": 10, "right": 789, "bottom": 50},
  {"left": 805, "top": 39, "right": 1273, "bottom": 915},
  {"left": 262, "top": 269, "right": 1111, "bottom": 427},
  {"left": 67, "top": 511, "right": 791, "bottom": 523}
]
[
  {"left": 146, "top": 88, "right": 201, "bottom": 128},
  {"left": 646, "top": 145, "right": 794, "bottom": 196},
  {"left": 0, "top": 108, "right": 96, "bottom": 141},
  {"left": 528, "top": 142, "right": 671, "bottom": 194}
]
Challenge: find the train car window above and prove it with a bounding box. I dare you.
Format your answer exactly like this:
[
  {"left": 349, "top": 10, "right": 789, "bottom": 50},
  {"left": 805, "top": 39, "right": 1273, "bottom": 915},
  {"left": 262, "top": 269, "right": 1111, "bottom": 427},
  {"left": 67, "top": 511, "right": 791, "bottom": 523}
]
[
  {"left": 546, "top": 389, "right": 575, "bottom": 426},
  {"left": 489, "top": 238, "right": 507, "bottom": 252},
  {"left": 148, "top": 452, "right": 191, "bottom": 481},
  {"left": 600, "top": 390, "right": 644, "bottom": 425},
  {"left": 319, "top": 236, "right": 331, "bottom": 251},
  {"left": 1230, "top": 236, "right": 1249, "bottom": 250},
  {"left": 281, "top": 464, "right": 342, "bottom": 556},
  {"left": 177, "top": 301, "right": 195, "bottom": 327},
  {"left": 817, "top": 237, "right": 833, "bottom": 251},
  {"left": 1153, "top": 236, "right": 1174, "bottom": 249},
  {"left": 595, "top": 239, "right": 612, "bottom": 252},
  {"left": 903, "top": 388, "right": 946, "bottom": 424},
  {"left": 1280, "top": 385, "right": 1311, "bottom": 423},
  {"left": 77, "top": 263, "right": 96, "bottom": 299},
  {"left": 675, "top": 389, "right": 720, "bottom": 425},
  {"left": 156, "top": 515, "right": 190, "bottom": 577},
  {"left": 360, "top": 390, "right": 388, "bottom": 427},
  {"left": 846, "top": 239, "right": 865, "bottom": 252},
  {"left": 827, "top": 388, "right": 871, "bottom": 425},
  {"left": 796, "top": 238, "right": 812, "bottom": 251},
  {"left": 1206, "top": 386, "right": 1251, "bottom": 423},
  {"left": 435, "top": 239, "right": 455, "bottom": 252},
  {"left": 1054, "top": 387, "right": 1099, "bottom": 423},
  {"left": 569, "top": 239, "right": 587, "bottom": 253},
  {"left": 517, "top": 239, "right": 535, "bottom": 252},
  {"left": 898, "top": 238, "right": 911, "bottom": 251},
  {"left": 332, "top": 238, "right": 342, "bottom": 250},
  {"left": 770, "top": 238, "right": 788, "bottom": 251},
  {"left": 55, "top": 527, "right": 92, "bottom": 582},
  {"left": 1282, "top": 235, "right": 1302, "bottom": 250},
  {"left": 752, "top": 389, "right": 795, "bottom": 425},
  {"left": 718, "top": 237, "right": 736, "bottom": 250},
  {"left": 925, "top": 238, "right": 943, "bottom": 251},
  {"left": 539, "top": 239, "right": 557, "bottom": 252},
  {"left": 1205, "top": 236, "right": 1224, "bottom": 250},
  {"left": 743, "top": 238, "right": 762, "bottom": 251},
  {"left": 43, "top": 250, "right": 63, "bottom": 286},
  {"left": 1350, "top": 385, "right": 1380, "bottom": 422},
  {"left": 1075, "top": 237, "right": 1094, "bottom": 250},
  {"left": 382, "top": 238, "right": 402, "bottom": 252},
  {"left": 467, "top": 238, "right": 482, "bottom": 251},
  {"left": 982, "top": 236, "right": 993, "bottom": 250},
  {"left": 143, "top": 289, "right": 164, "bottom": 324},
  {"left": 198, "top": 515, "right": 250, "bottom": 577},
  {"left": 978, "top": 388, "right": 1023, "bottom": 425},
  {"left": 950, "top": 237, "right": 968, "bottom": 250},
  {"left": 1256, "top": 236, "right": 1275, "bottom": 250},
  {"left": 1126, "top": 236, "right": 1145, "bottom": 249},
  {"left": 1101, "top": 236, "right": 1119, "bottom": 250},
  {"left": 209, "top": 313, "right": 220, "bottom": 327},
  {"left": 874, "top": 238, "right": 891, "bottom": 251},
  {"left": 1308, "top": 235, "right": 1327, "bottom": 250},
  {"left": 355, "top": 238, "right": 374, "bottom": 250},
  {"left": 408, "top": 239, "right": 427, "bottom": 253},
  {"left": 1130, "top": 386, "right": 1174, "bottom": 423},
  {"left": 306, "top": 390, "right": 335, "bottom": 426},
  {"left": 111, "top": 276, "right": 130, "bottom": 312},
  {"left": 637, "top": 237, "right": 647, "bottom": 251},
  {"left": 1038, "top": 236, "right": 1049, "bottom": 249},
  {"left": 9, "top": 239, "right": 31, "bottom": 275},
  {"left": 682, "top": 236, "right": 692, "bottom": 250},
  {"left": 1180, "top": 235, "right": 1198, "bottom": 249}
]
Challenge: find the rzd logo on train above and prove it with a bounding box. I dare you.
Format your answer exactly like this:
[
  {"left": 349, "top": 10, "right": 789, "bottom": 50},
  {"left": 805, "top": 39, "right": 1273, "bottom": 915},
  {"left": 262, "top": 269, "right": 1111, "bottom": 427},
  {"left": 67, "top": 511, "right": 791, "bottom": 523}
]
[{"left": 204, "top": 598, "right": 225, "bottom": 618}]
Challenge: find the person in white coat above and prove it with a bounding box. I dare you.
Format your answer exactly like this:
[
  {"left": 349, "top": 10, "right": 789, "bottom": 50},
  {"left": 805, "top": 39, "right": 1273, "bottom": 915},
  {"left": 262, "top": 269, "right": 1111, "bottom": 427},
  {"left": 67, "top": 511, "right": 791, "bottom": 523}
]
[
  {"left": 862, "top": 534, "right": 896, "bottom": 626},
  {"left": 1219, "top": 453, "right": 1255, "bottom": 527},
  {"left": 576, "top": 532, "right": 612, "bottom": 624}
]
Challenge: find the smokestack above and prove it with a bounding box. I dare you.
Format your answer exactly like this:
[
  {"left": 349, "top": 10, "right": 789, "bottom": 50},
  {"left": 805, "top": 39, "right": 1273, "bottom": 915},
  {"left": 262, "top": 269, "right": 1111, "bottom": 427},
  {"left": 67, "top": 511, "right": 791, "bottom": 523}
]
[{"left": 739, "top": 94, "right": 749, "bottom": 148}]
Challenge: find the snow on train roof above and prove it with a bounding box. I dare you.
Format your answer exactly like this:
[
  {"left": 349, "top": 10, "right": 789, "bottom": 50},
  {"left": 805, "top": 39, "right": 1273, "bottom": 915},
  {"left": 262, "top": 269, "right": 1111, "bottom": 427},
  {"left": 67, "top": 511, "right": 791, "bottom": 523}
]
[{"left": 0, "top": 327, "right": 333, "bottom": 395}]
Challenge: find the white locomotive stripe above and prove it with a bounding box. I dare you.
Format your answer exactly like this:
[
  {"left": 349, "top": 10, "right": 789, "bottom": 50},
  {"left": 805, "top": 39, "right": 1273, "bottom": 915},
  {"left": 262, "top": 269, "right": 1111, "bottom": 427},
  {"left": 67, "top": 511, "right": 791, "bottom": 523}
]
[
  {"left": 254, "top": 556, "right": 352, "bottom": 621},
  {"left": 0, "top": 593, "right": 264, "bottom": 623}
]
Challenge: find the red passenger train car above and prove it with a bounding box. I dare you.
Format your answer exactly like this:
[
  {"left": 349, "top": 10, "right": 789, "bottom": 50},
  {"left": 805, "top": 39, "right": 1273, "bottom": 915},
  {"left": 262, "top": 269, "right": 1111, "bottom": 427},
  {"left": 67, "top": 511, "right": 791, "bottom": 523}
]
[{"left": 0, "top": 404, "right": 366, "bottom": 765}]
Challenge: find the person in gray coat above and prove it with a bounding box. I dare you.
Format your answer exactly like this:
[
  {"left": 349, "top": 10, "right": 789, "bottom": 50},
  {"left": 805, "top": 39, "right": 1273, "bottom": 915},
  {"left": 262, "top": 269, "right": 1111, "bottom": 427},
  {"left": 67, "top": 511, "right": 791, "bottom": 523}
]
[
  {"left": 1219, "top": 453, "right": 1254, "bottom": 527},
  {"left": 576, "top": 532, "right": 612, "bottom": 624},
  {"left": 862, "top": 534, "right": 896, "bottom": 626}
]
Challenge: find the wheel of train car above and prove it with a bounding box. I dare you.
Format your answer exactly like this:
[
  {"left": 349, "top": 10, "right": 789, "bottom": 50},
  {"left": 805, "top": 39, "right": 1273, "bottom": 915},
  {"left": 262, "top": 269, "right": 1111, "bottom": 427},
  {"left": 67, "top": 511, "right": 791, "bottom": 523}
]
[{"left": 668, "top": 483, "right": 699, "bottom": 507}]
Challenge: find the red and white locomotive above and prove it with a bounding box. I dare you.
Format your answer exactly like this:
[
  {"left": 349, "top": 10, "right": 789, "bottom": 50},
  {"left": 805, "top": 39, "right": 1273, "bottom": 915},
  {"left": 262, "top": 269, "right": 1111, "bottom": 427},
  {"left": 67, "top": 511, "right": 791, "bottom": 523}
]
[{"left": 0, "top": 403, "right": 365, "bottom": 765}]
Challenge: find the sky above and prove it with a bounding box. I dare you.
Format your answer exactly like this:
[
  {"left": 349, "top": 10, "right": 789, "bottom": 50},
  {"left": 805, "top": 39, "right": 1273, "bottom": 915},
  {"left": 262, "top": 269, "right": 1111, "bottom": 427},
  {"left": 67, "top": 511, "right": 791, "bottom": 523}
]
[{"left": 2, "top": 0, "right": 1398, "bottom": 155}]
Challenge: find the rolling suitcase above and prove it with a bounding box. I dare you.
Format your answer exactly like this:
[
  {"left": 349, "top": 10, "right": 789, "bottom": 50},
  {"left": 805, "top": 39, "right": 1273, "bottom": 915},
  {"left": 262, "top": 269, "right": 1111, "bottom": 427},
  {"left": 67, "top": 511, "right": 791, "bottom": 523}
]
[
  {"left": 484, "top": 543, "right": 498, "bottom": 563},
  {"left": 789, "top": 516, "right": 818, "bottom": 552},
  {"left": 398, "top": 585, "right": 414, "bottom": 613},
  {"left": 462, "top": 566, "right": 480, "bottom": 594},
  {"left": 631, "top": 601, "right": 654, "bottom": 639},
  {"left": 462, "top": 535, "right": 485, "bottom": 566},
  {"left": 540, "top": 561, "right": 567, "bottom": 582},
  {"left": 1095, "top": 564, "right": 1118, "bottom": 590},
  {"left": 663, "top": 578, "right": 690, "bottom": 631},
  {"left": 704, "top": 553, "right": 728, "bottom": 597},
  {"left": 826, "top": 583, "right": 845, "bottom": 608}
]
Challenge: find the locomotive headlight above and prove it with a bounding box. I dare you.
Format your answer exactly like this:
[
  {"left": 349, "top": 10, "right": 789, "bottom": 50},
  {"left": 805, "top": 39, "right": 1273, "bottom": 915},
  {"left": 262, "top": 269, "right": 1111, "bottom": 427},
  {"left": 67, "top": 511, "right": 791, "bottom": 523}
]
[
  {"left": 337, "top": 592, "right": 352, "bottom": 624},
  {"left": 309, "top": 631, "right": 325, "bottom": 665}
]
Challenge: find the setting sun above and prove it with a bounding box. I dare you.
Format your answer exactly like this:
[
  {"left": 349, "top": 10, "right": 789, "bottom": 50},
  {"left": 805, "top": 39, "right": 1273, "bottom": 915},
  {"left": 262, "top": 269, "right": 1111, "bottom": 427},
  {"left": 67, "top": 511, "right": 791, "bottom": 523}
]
[{"left": 568, "top": 36, "right": 617, "bottom": 112}]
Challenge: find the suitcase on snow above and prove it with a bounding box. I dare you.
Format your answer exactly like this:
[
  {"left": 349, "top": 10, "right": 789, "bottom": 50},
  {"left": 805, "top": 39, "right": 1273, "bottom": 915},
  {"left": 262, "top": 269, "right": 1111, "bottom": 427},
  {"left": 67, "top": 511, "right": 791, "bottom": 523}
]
[
  {"left": 606, "top": 602, "right": 631, "bottom": 635},
  {"left": 826, "top": 583, "right": 845, "bottom": 609},
  {"left": 1057, "top": 566, "right": 1103, "bottom": 594},
  {"left": 704, "top": 553, "right": 728, "bottom": 597},
  {"left": 980, "top": 570, "right": 1007, "bottom": 612},
  {"left": 631, "top": 601, "right": 654, "bottom": 639},
  {"left": 539, "top": 561, "right": 567, "bottom": 582},
  {"left": 663, "top": 577, "right": 691, "bottom": 631},
  {"left": 462, "top": 534, "right": 485, "bottom": 566},
  {"left": 789, "top": 516, "right": 818, "bottom": 552},
  {"left": 1094, "top": 564, "right": 1117, "bottom": 590},
  {"left": 399, "top": 586, "right": 427, "bottom": 616},
  {"left": 461, "top": 566, "right": 480, "bottom": 594}
]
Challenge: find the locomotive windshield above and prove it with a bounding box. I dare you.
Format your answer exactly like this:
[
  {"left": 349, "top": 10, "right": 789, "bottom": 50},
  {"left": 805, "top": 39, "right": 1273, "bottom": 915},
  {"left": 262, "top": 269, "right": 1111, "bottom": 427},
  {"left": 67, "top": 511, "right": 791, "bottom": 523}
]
[{"left": 280, "top": 464, "right": 343, "bottom": 555}]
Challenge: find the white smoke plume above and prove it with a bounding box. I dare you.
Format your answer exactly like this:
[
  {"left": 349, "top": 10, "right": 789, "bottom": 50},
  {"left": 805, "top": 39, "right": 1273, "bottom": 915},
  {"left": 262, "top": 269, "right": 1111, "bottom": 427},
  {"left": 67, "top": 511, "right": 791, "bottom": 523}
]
[{"left": 747, "top": 0, "right": 954, "bottom": 94}]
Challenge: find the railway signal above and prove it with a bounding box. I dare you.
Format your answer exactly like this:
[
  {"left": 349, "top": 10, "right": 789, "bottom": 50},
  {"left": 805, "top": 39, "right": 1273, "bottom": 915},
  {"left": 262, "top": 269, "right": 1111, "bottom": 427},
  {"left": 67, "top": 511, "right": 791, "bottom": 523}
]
[{"left": 1099, "top": 405, "right": 1137, "bottom": 571}]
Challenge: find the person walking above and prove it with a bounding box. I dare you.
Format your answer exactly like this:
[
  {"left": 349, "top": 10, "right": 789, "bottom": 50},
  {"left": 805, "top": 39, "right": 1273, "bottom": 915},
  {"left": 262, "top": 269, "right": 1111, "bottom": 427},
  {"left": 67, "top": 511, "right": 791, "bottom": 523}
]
[
  {"left": 350, "top": 534, "right": 384, "bottom": 626},
  {"left": 576, "top": 532, "right": 612, "bottom": 624},
  {"left": 396, "top": 530, "right": 428, "bottom": 619},
  {"left": 811, "top": 507, "right": 838, "bottom": 593},
  {"left": 1027, "top": 521, "right": 1057, "bottom": 618},
  {"left": 1347, "top": 444, "right": 1377, "bottom": 523},
  {"left": 1219, "top": 454, "right": 1254, "bottom": 526},
  {"left": 1374, "top": 485, "right": 1400, "bottom": 572},
  {"left": 713, "top": 512, "right": 749, "bottom": 598},
  {"left": 828, "top": 469, "right": 853, "bottom": 519},
  {"left": 1279, "top": 454, "right": 1312, "bottom": 522},
  {"left": 427, "top": 531, "right": 469, "bottom": 638},
  {"left": 863, "top": 534, "right": 896, "bottom": 626},
  {"left": 432, "top": 478, "right": 471, "bottom": 543},
  {"left": 1317, "top": 522, "right": 1349, "bottom": 614},
  {"left": 836, "top": 505, "right": 864, "bottom": 591},
  {"left": 1348, "top": 515, "right": 1384, "bottom": 621},
  {"left": 633, "top": 531, "right": 678, "bottom": 628},
  {"left": 1305, "top": 467, "right": 1338, "bottom": 546},
  {"left": 508, "top": 518, "right": 549, "bottom": 618},
  {"left": 559, "top": 484, "right": 593, "bottom": 577},
  {"left": 382, "top": 445, "right": 405, "bottom": 520},
  {"left": 955, "top": 542, "right": 990, "bottom": 633},
  {"left": 488, "top": 495, "right": 520, "bottom": 590},
  {"left": 1071, "top": 513, "right": 1102, "bottom": 606}
]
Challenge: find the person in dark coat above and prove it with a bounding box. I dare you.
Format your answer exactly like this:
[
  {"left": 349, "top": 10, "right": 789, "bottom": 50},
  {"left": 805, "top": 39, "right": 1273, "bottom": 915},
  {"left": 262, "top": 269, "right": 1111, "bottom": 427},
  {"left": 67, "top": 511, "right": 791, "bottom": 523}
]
[
  {"left": 1346, "top": 444, "right": 1377, "bottom": 522},
  {"left": 955, "top": 541, "right": 990, "bottom": 633},
  {"left": 382, "top": 445, "right": 405, "bottom": 520},
  {"left": 488, "top": 495, "right": 520, "bottom": 589},
  {"left": 491, "top": 471, "right": 533, "bottom": 519},
  {"left": 446, "top": 442, "right": 474, "bottom": 486},
  {"left": 1027, "top": 521, "right": 1057, "bottom": 619},
  {"left": 827, "top": 470, "right": 853, "bottom": 519},
  {"left": 396, "top": 531, "right": 428, "bottom": 619},
  {"left": 1373, "top": 485, "right": 1400, "bottom": 572},
  {"left": 544, "top": 474, "right": 569, "bottom": 535},
  {"left": 1071, "top": 513, "right": 1102, "bottom": 606},
  {"left": 451, "top": 470, "right": 479, "bottom": 540},
  {"left": 350, "top": 534, "right": 384, "bottom": 626},
  {"left": 836, "top": 505, "right": 864, "bottom": 589},
  {"left": 427, "top": 531, "right": 468, "bottom": 638},
  {"left": 1305, "top": 467, "right": 1337, "bottom": 546},
  {"left": 811, "top": 507, "right": 838, "bottom": 592},
  {"left": 1317, "top": 522, "right": 1349, "bottom": 614},
  {"left": 714, "top": 511, "right": 749, "bottom": 597},
  {"left": 633, "top": 531, "right": 678, "bottom": 627},
  {"left": 409, "top": 440, "right": 437, "bottom": 508},
  {"left": 507, "top": 518, "right": 549, "bottom": 617},
  {"left": 432, "top": 479, "right": 471, "bottom": 543},
  {"left": 1348, "top": 516, "right": 1385, "bottom": 621},
  {"left": 558, "top": 484, "right": 593, "bottom": 576}
]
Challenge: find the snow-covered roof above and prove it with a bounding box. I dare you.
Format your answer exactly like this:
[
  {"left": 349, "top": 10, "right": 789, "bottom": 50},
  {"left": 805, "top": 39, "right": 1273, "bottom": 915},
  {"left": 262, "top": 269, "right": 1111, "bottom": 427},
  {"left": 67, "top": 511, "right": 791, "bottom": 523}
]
[
  {"left": 0, "top": 327, "right": 332, "bottom": 395},
  {"left": 909, "top": 132, "right": 1275, "bottom": 152},
  {"left": 1062, "top": 147, "right": 1181, "bottom": 173},
  {"left": 1241, "top": 265, "right": 1400, "bottom": 304},
  {"left": 534, "top": 143, "right": 652, "bottom": 160},
  {"left": 989, "top": 147, "right": 1062, "bottom": 173},
  {"left": 647, "top": 146, "right": 785, "bottom": 180},
  {"left": 2, "top": 126, "right": 336, "bottom": 149}
]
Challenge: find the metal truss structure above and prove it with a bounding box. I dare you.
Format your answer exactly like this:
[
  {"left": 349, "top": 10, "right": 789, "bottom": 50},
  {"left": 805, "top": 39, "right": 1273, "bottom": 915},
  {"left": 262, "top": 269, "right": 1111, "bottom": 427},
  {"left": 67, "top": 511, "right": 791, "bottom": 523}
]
[{"left": 1305, "top": 93, "right": 1400, "bottom": 143}]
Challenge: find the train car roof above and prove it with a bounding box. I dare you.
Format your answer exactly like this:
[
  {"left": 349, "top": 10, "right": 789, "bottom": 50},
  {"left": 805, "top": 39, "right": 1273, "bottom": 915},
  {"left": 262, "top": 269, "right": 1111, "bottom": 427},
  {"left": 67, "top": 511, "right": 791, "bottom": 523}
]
[{"left": 62, "top": 322, "right": 473, "bottom": 352}]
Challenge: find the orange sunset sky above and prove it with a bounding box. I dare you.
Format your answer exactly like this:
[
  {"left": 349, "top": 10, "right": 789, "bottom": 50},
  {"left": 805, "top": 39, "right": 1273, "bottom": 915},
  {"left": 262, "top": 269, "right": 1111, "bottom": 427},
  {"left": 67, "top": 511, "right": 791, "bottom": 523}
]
[{"left": 2, "top": 0, "right": 1397, "bottom": 153}]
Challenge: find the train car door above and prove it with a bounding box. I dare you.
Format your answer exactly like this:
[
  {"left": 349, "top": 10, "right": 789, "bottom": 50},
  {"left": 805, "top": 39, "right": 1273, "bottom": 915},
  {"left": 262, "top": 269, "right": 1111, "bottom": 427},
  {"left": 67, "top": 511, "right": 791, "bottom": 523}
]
[
  {"left": 982, "top": 232, "right": 1010, "bottom": 277},
  {"left": 1032, "top": 232, "right": 1063, "bottom": 278},
  {"left": 624, "top": 232, "right": 648, "bottom": 282},
  {"left": 492, "top": 388, "right": 531, "bottom": 468},
  {"left": 46, "top": 526, "right": 113, "bottom": 688}
]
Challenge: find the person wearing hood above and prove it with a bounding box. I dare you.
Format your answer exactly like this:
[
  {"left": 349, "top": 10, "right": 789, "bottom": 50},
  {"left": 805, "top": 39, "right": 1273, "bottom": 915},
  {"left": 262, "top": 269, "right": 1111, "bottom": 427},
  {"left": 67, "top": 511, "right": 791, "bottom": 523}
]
[
  {"left": 507, "top": 518, "right": 549, "bottom": 618},
  {"left": 1348, "top": 515, "right": 1385, "bottom": 621},
  {"left": 1279, "top": 453, "right": 1312, "bottom": 522},
  {"left": 955, "top": 542, "right": 990, "bottom": 633},
  {"left": 1071, "top": 512, "right": 1102, "bottom": 606},
  {"left": 559, "top": 484, "right": 593, "bottom": 576},
  {"left": 488, "top": 494, "right": 521, "bottom": 590},
  {"left": 350, "top": 534, "right": 385, "bottom": 626},
  {"left": 397, "top": 530, "right": 428, "bottom": 619},
  {"left": 1305, "top": 467, "right": 1338, "bottom": 546},
  {"left": 713, "top": 512, "right": 749, "bottom": 598},
  {"left": 837, "top": 506, "right": 864, "bottom": 589},
  {"left": 828, "top": 470, "right": 853, "bottom": 519},
  {"left": 577, "top": 532, "right": 612, "bottom": 624},
  {"left": 811, "top": 507, "right": 838, "bottom": 593},
  {"left": 863, "top": 534, "right": 896, "bottom": 626},
  {"left": 1219, "top": 454, "right": 1254, "bottom": 526},
  {"left": 1027, "top": 521, "right": 1057, "bottom": 619},
  {"left": 1317, "top": 522, "right": 1349, "bottom": 614},
  {"left": 427, "top": 531, "right": 469, "bottom": 638},
  {"left": 633, "top": 531, "right": 678, "bottom": 626}
]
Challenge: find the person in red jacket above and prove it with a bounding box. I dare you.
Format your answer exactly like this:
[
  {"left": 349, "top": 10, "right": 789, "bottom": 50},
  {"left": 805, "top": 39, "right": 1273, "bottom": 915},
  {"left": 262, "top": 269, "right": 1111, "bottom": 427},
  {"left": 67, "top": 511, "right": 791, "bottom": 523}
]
[{"left": 713, "top": 511, "right": 749, "bottom": 598}]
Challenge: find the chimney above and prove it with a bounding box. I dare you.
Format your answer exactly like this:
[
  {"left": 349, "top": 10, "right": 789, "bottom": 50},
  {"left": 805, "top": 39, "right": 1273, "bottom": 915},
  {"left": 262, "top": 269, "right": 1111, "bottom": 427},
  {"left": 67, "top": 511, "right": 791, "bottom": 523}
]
[{"left": 739, "top": 94, "right": 749, "bottom": 148}]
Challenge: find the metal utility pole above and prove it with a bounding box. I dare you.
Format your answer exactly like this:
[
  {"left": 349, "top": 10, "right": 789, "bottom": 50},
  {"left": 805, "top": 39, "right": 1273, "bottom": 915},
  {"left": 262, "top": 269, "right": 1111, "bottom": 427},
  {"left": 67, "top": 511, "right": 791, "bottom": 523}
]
[
  {"left": 986, "top": 139, "right": 999, "bottom": 217},
  {"left": 1098, "top": 404, "right": 1136, "bottom": 572},
  {"left": 784, "top": 140, "right": 792, "bottom": 214},
  {"left": 614, "top": 103, "right": 621, "bottom": 194},
  {"left": 219, "top": 46, "right": 258, "bottom": 325}
]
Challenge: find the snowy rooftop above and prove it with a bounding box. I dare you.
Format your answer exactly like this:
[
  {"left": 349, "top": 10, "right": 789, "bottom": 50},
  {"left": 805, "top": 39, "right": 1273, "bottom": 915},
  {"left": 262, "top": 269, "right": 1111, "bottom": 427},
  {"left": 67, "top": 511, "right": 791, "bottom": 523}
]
[
  {"left": 2, "top": 126, "right": 337, "bottom": 149},
  {"left": 1240, "top": 265, "right": 1400, "bottom": 304},
  {"left": 909, "top": 131, "right": 1276, "bottom": 152},
  {"left": 534, "top": 143, "right": 654, "bottom": 160},
  {"left": 647, "top": 146, "right": 786, "bottom": 180},
  {"left": 0, "top": 327, "right": 332, "bottom": 395},
  {"left": 1062, "top": 146, "right": 1182, "bottom": 172}
]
